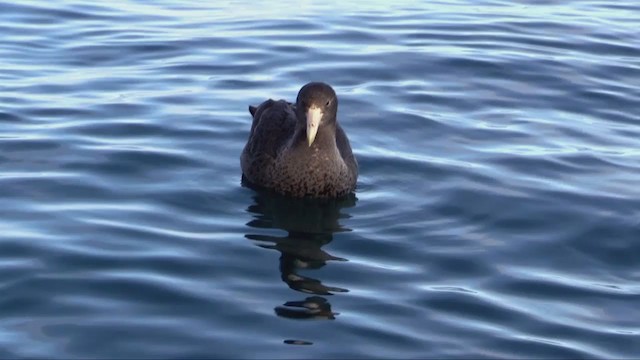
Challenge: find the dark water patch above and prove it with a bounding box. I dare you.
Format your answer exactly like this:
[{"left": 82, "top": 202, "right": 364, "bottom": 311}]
[
  {"left": 62, "top": 42, "right": 187, "bottom": 67},
  {"left": 161, "top": 62, "right": 261, "bottom": 76},
  {"left": 225, "top": 18, "right": 321, "bottom": 32},
  {"left": 568, "top": 222, "right": 640, "bottom": 270},
  {"left": 61, "top": 148, "right": 206, "bottom": 180},
  {"left": 493, "top": 272, "right": 640, "bottom": 301},
  {"left": 0, "top": 2, "right": 116, "bottom": 23},
  {"left": 22, "top": 107, "right": 97, "bottom": 120},
  {"left": 92, "top": 103, "right": 155, "bottom": 118},
  {"left": 0, "top": 111, "right": 27, "bottom": 123},
  {"left": 0, "top": 176, "right": 113, "bottom": 204}
]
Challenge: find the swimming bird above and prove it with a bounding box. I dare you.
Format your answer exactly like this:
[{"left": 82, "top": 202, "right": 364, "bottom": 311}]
[{"left": 241, "top": 82, "right": 357, "bottom": 198}]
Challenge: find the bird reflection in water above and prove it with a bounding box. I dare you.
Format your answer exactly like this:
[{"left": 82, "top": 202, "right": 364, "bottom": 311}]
[{"left": 243, "top": 183, "right": 356, "bottom": 321}]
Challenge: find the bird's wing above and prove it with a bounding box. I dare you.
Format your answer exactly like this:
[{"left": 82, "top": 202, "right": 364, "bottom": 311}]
[
  {"left": 336, "top": 124, "right": 358, "bottom": 177},
  {"left": 245, "top": 99, "right": 297, "bottom": 159}
]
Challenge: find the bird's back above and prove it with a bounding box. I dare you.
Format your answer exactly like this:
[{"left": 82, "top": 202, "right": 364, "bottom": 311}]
[{"left": 241, "top": 99, "right": 297, "bottom": 187}]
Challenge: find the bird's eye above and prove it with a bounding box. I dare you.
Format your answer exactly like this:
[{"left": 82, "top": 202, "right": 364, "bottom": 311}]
[{"left": 325, "top": 99, "right": 331, "bottom": 107}]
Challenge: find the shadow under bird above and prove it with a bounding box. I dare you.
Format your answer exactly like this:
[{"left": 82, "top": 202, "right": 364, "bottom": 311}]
[{"left": 241, "top": 82, "right": 358, "bottom": 198}]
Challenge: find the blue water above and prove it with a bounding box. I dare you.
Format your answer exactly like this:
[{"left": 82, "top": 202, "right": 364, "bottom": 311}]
[{"left": 1, "top": 0, "right": 639, "bottom": 358}]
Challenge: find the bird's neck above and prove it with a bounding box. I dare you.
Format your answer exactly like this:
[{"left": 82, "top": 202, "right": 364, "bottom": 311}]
[{"left": 292, "top": 123, "right": 337, "bottom": 151}]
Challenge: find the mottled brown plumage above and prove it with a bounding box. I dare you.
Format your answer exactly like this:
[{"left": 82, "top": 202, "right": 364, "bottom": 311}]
[{"left": 241, "top": 82, "right": 358, "bottom": 198}]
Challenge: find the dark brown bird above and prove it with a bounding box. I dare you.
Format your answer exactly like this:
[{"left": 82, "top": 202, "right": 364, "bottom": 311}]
[{"left": 241, "top": 82, "right": 357, "bottom": 198}]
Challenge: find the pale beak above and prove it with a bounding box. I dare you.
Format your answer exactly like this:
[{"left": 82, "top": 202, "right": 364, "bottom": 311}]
[{"left": 306, "top": 107, "right": 322, "bottom": 146}]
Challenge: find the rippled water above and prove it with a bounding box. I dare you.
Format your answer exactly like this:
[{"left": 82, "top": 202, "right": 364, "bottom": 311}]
[{"left": 1, "top": 0, "right": 639, "bottom": 358}]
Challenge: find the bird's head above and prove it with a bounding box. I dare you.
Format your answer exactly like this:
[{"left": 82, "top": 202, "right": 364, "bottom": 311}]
[{"left": 296, "top": 82, "right": 338, "bottom": 146}]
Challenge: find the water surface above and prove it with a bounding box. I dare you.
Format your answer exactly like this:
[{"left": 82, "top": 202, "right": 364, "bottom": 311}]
[{"left": 1, "top": 0, "right": 639, "bottom": 358}]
